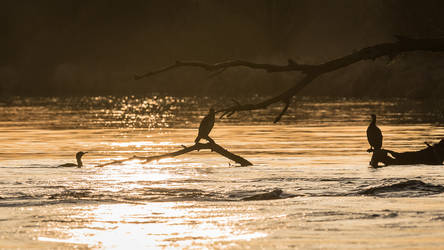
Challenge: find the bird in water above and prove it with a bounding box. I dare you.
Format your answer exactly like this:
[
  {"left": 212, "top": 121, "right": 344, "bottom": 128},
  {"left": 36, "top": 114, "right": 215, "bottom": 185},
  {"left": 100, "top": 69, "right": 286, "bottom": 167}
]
[
  {"left": 58, "top": 151, "right": 87, "bottom": 168},
  {"left": 367, "top": 114, "right": 383, "bottom": 152},
  {"left": 195, "top": 108, "right": 215, "bottom": 144}
]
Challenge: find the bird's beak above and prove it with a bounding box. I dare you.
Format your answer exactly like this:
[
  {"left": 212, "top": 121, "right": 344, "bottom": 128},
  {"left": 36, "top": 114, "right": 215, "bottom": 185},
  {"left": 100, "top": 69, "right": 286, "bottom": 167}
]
[{"left": 84, "top": 152, "right": 88, "bottom": 154}]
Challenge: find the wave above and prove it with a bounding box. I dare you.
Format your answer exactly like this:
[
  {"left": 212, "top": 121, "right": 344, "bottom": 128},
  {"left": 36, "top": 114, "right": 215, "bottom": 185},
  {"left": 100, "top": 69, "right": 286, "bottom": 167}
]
[
  {"left": 0, "top": 187, "right": 294, "bottom": 207},
  {"left": 358, "top": 180, "right": 444, "bottom": 197},
  {"left": 2, "top": 179, "right": 444, "bottom": 207},
  {"left": 241, "top": 189, "right": 284, "bottom": 201}
]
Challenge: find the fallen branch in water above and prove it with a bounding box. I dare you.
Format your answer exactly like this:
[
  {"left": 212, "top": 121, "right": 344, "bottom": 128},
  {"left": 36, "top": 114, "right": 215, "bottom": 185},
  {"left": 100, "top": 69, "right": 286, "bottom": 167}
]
[
  {"left": 369, "top": 139, "right": 444, "bottom": 167},
  {"left": 135, "top": 36, "right": 444, "bottom": 122},
  {"left": 95, "top": 142, "right": 252, "bottom": 167}
]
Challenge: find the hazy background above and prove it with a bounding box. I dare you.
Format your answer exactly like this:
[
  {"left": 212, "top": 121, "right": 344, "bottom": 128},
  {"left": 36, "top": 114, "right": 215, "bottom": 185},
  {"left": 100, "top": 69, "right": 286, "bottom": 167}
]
[{"left": 1, "top": 0, "right": 444, "bottom": 97}]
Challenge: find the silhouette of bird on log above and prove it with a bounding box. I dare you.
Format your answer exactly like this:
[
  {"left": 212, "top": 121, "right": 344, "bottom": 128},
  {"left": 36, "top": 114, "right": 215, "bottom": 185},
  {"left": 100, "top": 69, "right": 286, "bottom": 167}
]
[
  {"left": 367, "top": 114, "right": 383, "bottom": 152},
  {"left": 195, "top": 108, "right": 215, "bottom": 144},
  {"left": 58, "top": 151, "right": 87, "bottom": 168}
]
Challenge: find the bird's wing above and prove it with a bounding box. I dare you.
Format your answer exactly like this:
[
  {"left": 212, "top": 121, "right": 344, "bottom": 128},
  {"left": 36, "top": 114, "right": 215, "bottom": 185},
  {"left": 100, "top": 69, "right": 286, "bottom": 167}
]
[
  {"left": 366, "top": 126, "right": 374, "bottom": 144},
  {"left": 198, "top": 115, "right": 210, "bottom": 130},
  {"left": 198, "top": 115, "right": 213, "bottom": 136},
  {"left": 376, "top": 127, "right": 383, "bottom": 142},
  {"left": 371, "top": 126, "right": 383, "bottom": 149},
  {"left": 366, "top": 127, "right": 371, "bottom": 141}
]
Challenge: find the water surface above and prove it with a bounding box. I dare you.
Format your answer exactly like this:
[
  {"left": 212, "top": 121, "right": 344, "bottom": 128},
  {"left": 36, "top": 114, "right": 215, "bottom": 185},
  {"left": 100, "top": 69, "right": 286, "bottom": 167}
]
[{"left": 1, "top": 96, "right": 444, "bottom": 249}]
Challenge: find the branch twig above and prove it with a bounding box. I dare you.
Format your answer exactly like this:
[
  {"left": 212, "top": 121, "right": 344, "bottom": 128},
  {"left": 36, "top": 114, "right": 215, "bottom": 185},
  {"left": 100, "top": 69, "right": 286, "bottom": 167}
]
[
  {"left": 274, "top": 99, "right": 291, "bottom": 123},
  {"left": 208, "top": 68, "right": 228, "bottom": 78}
]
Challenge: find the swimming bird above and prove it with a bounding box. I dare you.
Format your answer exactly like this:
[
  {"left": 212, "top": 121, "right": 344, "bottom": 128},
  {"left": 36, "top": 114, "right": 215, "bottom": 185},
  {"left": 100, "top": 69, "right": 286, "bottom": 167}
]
[
  {"left": 58, "top": 151, "right": 87, "bottom": 168},
  {"left": 195, "top": 108, "right": 215, "bottom": 144},
  {"left": 367, "top": 114, "right": 383, "bottom": 152}
]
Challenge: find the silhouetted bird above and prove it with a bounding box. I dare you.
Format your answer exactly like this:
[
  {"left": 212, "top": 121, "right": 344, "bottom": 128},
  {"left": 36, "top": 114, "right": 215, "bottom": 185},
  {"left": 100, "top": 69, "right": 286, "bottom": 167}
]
[
  {"left": 195, "top": 108, "right": 215, "bottom": 144},
  {"left": 58, "top": 151, "right": 87, "bottom": 168},
  {"left": 367, "top": 114, "right": 383, "bottom": 151}
]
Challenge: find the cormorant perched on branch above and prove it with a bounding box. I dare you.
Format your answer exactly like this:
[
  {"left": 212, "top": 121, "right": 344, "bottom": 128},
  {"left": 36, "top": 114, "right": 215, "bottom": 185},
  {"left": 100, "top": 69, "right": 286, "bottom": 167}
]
[
  {"left": 367, "top": 114, "right": 383, "bottom": 152},
  {"left": 58, "top": 151, "right": 87, "bottom": 168},
  {"left": 195, "top": 108, "right": 215, "bottom": 144}
]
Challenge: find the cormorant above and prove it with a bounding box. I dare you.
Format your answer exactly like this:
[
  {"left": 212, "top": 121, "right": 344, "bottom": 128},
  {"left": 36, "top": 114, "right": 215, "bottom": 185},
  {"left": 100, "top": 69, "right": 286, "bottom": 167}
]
[
  {"left": 367, "top": 114, "right": 383, "bottom": 151},
  {"left": 58, "top": 151, "right": 87, "bottom": 168},
  {"left": 195, "top": 108, "right": 215, "bottom": 144}
]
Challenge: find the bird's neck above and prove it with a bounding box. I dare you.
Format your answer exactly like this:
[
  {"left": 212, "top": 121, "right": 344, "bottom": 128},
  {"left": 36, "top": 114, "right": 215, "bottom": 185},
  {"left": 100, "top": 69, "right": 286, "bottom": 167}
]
[
  {"left": 76, "top": 157, "right": 83, "bottom": 168},
  {"left": 371, "top": 118, "right": 376, "bottom": 126}
]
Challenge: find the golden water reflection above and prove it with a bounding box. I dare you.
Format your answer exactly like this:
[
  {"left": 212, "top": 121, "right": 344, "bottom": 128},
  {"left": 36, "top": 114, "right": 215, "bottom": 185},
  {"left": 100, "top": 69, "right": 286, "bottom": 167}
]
[
  {"left": 2, "top": 97, "right": 444, "bottom": 249},
  {"left": 39, "top": 203, "right": 267, "bottom": 249}
]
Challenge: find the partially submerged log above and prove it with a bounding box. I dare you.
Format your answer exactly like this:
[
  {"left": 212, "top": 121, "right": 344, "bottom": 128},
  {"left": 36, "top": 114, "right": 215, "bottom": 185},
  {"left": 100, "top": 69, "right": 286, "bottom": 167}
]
[
  {"left": 95, "top": 141, "right": 252, "bottom": 167},
  {"left": 369, "top": 139, "right": 444, "bottom": 167}
]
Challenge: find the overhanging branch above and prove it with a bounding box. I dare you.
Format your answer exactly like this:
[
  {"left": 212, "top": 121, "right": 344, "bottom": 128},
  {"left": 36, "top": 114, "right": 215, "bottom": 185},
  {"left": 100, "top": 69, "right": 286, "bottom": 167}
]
[
  {"left": 135, "top": 37, "right": 444, "bottom": 121},
  {"left": 217, "top": 74, "right": 317, "bottom": 122},
  {"left": 134, "top": 59, "right": 314, "bottom": 80}
]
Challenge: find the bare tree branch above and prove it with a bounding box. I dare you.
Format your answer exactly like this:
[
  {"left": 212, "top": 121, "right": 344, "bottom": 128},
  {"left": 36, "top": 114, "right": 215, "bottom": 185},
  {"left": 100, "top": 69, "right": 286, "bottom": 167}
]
[
  {"left": 95, "top": 142, "right": 252, "bottom": 167},
  {"left": 134, "top": 59, "right": 307, "bottom": 80},
  {"left": 135, "top": 37, "right": 444, "bottom": 121},
  {"left": 274, "top": 99, "right": 291, "bottom": 123},
  {"left": 217, "top": 74, "right": 317, "bottom": 119},
  {"left": 207, "top": 67, "right": 228, "bottom": 78}
]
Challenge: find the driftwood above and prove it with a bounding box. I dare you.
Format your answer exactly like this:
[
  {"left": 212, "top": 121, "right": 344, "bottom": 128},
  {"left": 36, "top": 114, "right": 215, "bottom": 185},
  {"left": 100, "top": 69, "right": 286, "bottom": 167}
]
[
  {"left": 95, "top": 142, "right": 252, "bottom": 167},
  {"left": 369, "top": 139, "right": 444, "bottom": 167},
  {"left": 135, "top": 36, "right": 444, "bottom": 122}
]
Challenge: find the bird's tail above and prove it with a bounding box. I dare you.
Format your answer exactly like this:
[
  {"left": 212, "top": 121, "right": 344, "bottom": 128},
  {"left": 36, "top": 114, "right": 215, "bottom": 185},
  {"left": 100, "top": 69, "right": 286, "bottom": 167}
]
[
  {"left": 194, "top": 136, "right": 201, "bottom": 144},
  {"left": 206, "top": 136, "right": 215, "bottom": 144}
]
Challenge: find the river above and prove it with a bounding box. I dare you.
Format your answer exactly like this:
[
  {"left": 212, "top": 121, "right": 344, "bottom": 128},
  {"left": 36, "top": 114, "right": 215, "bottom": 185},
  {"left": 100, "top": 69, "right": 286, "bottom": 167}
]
[{"left": 1, "top": 96, "right": 444, "bottom": 249}]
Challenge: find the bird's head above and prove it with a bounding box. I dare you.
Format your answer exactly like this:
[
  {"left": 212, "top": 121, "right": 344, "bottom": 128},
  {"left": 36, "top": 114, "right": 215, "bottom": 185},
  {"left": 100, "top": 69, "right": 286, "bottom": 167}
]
[
  {"left": 209, "top": 107, "right": 215, "bottom": 114},
  {"left": 76, "top": 151, "right": 87, "bottom": 159},
  {"left": 370, "top": 114, "right": 376, "bottom": 121}
]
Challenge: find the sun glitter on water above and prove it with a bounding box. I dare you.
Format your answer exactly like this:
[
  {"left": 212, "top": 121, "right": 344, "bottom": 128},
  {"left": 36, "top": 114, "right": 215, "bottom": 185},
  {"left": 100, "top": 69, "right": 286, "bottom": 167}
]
[{"left": 38, "top": 203, "right": 267, "bottom": 249}]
